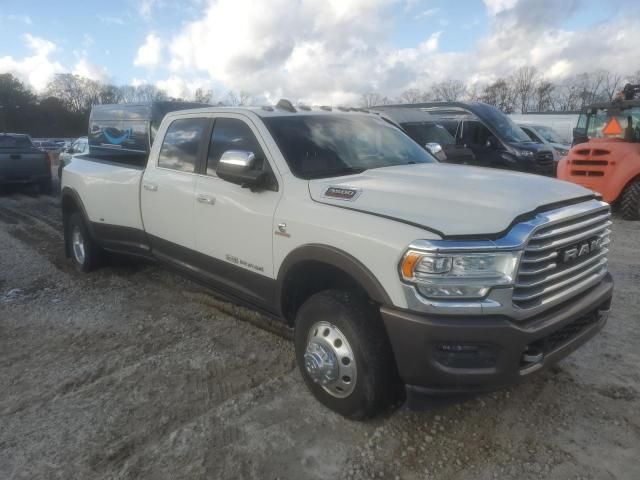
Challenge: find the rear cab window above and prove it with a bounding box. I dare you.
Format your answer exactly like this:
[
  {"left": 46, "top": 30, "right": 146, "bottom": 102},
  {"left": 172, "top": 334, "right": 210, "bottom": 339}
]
[
  {"left": 157, "top": 117, "right": 209, "bottom": 173},
  {"left": 0, "top": 135, "right": 33, "bottom": 149}
]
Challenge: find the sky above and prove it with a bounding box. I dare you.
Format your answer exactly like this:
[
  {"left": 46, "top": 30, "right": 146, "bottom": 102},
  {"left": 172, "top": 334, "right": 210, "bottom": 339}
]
[{"left": 0, "top": 0, "right": 639, "bottom": 104}]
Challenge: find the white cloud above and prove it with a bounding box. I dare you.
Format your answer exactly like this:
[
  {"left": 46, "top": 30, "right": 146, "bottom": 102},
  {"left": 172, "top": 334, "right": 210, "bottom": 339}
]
[
  {"left": 97, "top": 15, "right": 125, "bottom": 25},
  {"left": 483, "top": 0, "right": 518, "bottom": 15},
  {"left": 2, "top": 14, "right": 33, "bottom": 25},
  {"left": 73, "top": 58, "right": 110, "bottom": 82},
  {"left": 414, "top": 8, "right": 439, "bottom": 20},
  {"left": 132, "top": 0, "right": 640, "bottom": 103},
  {"left": 134, "top": 33, "right": 163, "bottom": 69},
  {"left": 0, "top": 34, "right": 64, "bottom": 92},
  {"left": 155, "top": 76, "right": 212, "bottom": 99},
  {"left": 139, "top": 0, "right": 162, "bottom": 20}
]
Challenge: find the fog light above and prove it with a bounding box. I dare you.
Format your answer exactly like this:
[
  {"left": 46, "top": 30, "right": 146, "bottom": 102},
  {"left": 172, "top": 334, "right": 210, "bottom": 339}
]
[
  {"left": 417, "top": 285, "right": 488, "bottom": 299},
  {"left": 434, "top": 343, "right": 498, "bottom": 368}
]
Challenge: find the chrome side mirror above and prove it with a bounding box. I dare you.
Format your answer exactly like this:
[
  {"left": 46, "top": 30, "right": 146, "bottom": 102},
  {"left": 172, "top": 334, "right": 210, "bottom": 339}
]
[
  {"left": 216, "top": 150, "right": 266, "bottom": 189},
  {"left": 425, "top": 142, "right": 442, "bottom": 154},
  {"left": 219, "top": 150, "right": 255, "bottom": 172}
]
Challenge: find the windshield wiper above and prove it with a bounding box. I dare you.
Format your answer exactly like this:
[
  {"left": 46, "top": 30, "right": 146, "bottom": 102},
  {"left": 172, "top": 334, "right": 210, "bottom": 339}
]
[{"left": 306, "top": 167, "right": 367, "bottom": 179}]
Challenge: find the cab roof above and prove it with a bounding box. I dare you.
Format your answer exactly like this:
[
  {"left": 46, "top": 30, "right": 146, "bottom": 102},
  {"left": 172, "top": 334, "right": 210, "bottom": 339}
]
[{"left": 165, "top": 99, "right": 381, "bottom": 119}]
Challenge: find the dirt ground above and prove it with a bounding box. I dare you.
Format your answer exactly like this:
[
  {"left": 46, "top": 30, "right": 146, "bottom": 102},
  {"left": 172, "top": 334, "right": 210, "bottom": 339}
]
[{"left": 1, "top": 186, "right": 639, "bottom": 480}]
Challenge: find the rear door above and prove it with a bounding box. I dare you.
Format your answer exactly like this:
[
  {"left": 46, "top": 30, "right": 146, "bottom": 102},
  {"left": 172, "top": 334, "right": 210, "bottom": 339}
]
[
  {"left": 192, "top": 115, "right": 281, "bottom": 308},
  {"left": 140, "top": 116, "right": 211, "bottom": 257}
]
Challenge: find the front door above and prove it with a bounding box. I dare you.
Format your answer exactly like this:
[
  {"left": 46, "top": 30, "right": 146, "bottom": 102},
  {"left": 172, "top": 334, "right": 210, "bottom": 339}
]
[
  {"left": 460, "top": 120, "right": 501, "bottom": 168},
  {"left": 193, "top": 115, "right": 282, "bottom": 309}
]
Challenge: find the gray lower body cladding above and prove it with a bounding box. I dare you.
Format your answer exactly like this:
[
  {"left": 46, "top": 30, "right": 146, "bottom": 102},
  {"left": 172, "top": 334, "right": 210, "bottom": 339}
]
[{"left": 381, "top": 274, "right": 613, "bottom": 394}]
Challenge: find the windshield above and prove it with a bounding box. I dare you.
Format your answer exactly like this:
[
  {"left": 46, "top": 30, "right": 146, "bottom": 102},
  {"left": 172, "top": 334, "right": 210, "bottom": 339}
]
[
  {"left": 481, "top": 107, "right": 532, "bottom": 143},
  {"left": 534, "top": 125, "right": 565, "bottom": 144},
  {"left": 401, "top": 122, "right": 455, "bottom": 146},
  {"left": 0, "top": 135, "right": 33, "bottom": 149},
  {"left": 587, "top": 106, "right": 640, "bottom": 142},
  {"left": 264, "top": 115, "right": 437, "bottom": 179}
]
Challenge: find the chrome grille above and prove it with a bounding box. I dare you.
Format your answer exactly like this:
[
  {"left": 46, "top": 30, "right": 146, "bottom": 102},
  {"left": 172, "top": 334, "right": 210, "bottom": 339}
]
[{"left": 513, "top": 206, "right": 611, "bottom": 310}]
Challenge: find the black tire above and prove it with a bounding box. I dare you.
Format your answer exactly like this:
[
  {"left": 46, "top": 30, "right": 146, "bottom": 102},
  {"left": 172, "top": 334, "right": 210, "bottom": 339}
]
[
  {"left": 620, "top": 180, "right": 640, "bottom": 220},
  {"left": 66, "top": 212, "right": 102, "bottom": 272},
  {"left": 38, "top": 179, "right": 52, "bottom": 195},
  {"left": 294, "top": 290, "right": 398, "bottom": 419}
]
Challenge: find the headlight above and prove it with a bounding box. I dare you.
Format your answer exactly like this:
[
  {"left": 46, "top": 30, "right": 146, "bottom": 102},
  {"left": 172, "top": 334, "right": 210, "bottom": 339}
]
[
  {"left": 516, "top": 149, "right": 534, "bottom": 158},
  {"left": 400, "top": 251, "right": 520, "bottom": 299},
  {"left": 555, "top": 148, "right": 569, "bottom": 157}
]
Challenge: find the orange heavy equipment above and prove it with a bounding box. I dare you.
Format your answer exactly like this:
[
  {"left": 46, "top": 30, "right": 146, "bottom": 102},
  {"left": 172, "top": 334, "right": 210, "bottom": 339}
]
[{"left": 558, "top": 84, "right": 640, "bottom": 219}]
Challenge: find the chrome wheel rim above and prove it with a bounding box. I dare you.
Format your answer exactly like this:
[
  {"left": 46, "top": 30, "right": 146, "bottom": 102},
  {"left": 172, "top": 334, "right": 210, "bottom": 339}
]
[
  {"left": 72, "top": 226, "right": 86, "bottom": 265},
  {"left": 304, "top": 321, "right": 357, "bottom": 398}
]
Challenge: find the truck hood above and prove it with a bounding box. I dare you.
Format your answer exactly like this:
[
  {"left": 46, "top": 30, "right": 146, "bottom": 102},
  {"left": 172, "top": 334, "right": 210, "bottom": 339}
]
[{"left": 308, "top": 163, "right": 594, "bottom": 237}]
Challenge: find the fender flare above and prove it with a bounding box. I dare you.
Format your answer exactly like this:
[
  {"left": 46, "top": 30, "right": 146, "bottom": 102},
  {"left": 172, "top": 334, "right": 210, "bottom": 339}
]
[
  {"left": 61, "top": 186, "right": 96, "bottom": 240},
  {"left": 276, "top": 244, "right": 393, "bottom": 317}
]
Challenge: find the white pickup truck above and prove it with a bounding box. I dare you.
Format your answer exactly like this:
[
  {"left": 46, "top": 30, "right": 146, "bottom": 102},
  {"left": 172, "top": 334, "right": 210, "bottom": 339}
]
[{"left": 61, "top": 102, "right": 614, "bottom": 418}]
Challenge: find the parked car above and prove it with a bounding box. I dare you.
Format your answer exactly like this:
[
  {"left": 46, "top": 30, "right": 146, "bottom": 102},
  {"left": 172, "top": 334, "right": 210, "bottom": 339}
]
[
  {"left": 61, "top": 101, "right": 613, "bottom": 418},
  {"left": 403, "top": 102, "right": 556, "bottom": 176},
  {"left": 517, "top": 123, "right": 571, "bottom": 161},
  {"left": 0, "top": 133, "right": 52, "bottom": 193},
  {"left": 372, "top": 107, "right": 475, "bottom": 164},
  {"left": 58, "top": 136, "right": 88, "bottom": 179}
]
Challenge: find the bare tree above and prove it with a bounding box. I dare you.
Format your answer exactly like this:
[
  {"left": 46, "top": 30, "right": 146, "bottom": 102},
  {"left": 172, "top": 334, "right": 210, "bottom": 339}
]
[
  {"left": 134, "top": 84, "right": 167, "bottom": 102},
  {"left": 511, "top": 66, "right": 538, "bottom": 113},
  {"left": 534, "top": 80, "right": 555, "bottom": 112},
  {"left": 194, "top": 88, "right": 213, "bottom": 104},
  {"left": 360, "top": 92, "right": 391, "bottom": 108},
  {"left": 628, "top": 70, "right": 640, "bottom": 84},
  {"left": 430, "top": 80, "right": 467, "bottom": 101},
  {"left": 398, "top": 88, "right": 425, "bottom": 104},
  {"left": 465, "top": 83, "right": 481, "bottom": 102},
  {"left": 603, "top": 71, "right": 623, "bottom": 101},
  {"left": 481, "top": 78, "right": 516, "bottom": 112},
  {"left": 46, "top": 74, "right": 101, "bottom": 112},
  {"left": 225, "top": 90, "right": 252, "bottom": 106},
  {"left": 574, "top": 71, "right": 607, "bottom": 108}
]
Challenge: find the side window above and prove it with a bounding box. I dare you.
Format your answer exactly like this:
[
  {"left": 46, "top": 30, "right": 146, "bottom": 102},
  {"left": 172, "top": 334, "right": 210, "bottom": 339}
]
[
  {"left": 206, "top": 118, "right": 266, "bottom": 176},
  {"left": 522, "top": 128, "right": 541, "bottom": 143},
  {"left": 463, "top": 121, "right": 491, "bottom": 146},
  {"left": 157, "top": 118, "right": 208, "bottom": 173}
]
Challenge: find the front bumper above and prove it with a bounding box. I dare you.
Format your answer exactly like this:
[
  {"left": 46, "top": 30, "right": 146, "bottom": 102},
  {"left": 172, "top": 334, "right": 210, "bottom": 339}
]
[{"left": 381, "top": 273, "right": 613, "bottom": 394}]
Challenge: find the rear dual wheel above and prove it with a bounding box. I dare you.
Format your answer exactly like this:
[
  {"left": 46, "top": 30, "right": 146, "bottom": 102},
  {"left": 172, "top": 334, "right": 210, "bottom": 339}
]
[
  {"left": 294, "top": 290, "right": 398, "bottom": 419},
  {"left": 66, "top": 212, "right": 103, "bottom": 272}
]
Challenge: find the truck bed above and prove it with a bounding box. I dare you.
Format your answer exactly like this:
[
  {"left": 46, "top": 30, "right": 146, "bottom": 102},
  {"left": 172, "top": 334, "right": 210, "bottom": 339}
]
[{"left": 62, "top": 154, "right": 146, "bottom": 230}]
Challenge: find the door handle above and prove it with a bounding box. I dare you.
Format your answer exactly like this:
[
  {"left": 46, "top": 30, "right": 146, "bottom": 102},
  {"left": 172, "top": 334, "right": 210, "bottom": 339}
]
[
  {"left": 143, "top": 183, "right": 158, "bottom": 192},
  {"left": 196, "top": 194, "right": 216, "bottom": 205}
]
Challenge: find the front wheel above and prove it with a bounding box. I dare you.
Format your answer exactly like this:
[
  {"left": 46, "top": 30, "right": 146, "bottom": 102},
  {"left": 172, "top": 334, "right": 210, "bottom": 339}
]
[
  {"left": 294, "top": 290, "right": 398, "bottom": 419},
  {"left": 66, "top": 212, "right": 102, "bottom": 272},
  {"left": 620, "top": 180, "right": 640, "bottom": 220}
]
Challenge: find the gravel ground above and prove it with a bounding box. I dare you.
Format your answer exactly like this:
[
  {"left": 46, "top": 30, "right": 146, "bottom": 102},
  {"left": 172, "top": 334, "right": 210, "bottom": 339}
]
[{"left": 0, "top": 187, "right": 639, "bottom": 480}]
